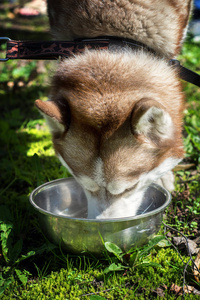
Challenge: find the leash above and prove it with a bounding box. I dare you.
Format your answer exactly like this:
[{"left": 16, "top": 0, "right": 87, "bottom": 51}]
[
  {"left": 1, "top": 36, "right": 200, "bottom": 88},
  {"left": 0, "top": 36, "right": 155, "bottom": 60},
  {"left": 169, "top": 59, "right": 200, "bottom": 88}
]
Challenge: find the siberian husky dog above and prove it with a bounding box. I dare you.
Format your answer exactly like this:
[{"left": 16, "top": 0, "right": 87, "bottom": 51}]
[{"left": 35, "top": 0, "right": 193, "bottom": 219}]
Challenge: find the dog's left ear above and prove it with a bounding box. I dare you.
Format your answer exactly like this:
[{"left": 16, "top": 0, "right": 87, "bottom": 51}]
[
  {"left": 131, "top": 98, "right": 174, "bottom": 147},
  {"left": 35, "top": 99, "right": 70, "bottom": 134}
]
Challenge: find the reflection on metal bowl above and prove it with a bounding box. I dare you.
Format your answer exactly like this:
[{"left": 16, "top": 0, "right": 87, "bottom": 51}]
[{"left": 29, "top": 178, "right": 171, "bottom": 256}]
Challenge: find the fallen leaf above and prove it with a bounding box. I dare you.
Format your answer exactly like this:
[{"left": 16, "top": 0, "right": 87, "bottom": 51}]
[
  {"left": 193, "top": 237, "right": 200, "bottom": 245},
  {"left": 193, "top": 288, "right": 200, "bottom": 295},
  {"left": 162, "top": 284, "right": 168, "bottom": 290},
  {"left": 183, "top": 285, "right": 200, "bottom": 295},
  {"left": 170, "top": 283, "right": 182, "bottom": 295},
  {"left": 152, "top": 287, "right": 165, "bottom": 297},
  {"left": 172, "top": 237, "right": 200, "bottom": 255},
  {"left": 170, "top": 283, "right": 200, "bottom": 296},
  {"left": 193, "top": 249, "right": 200, "bottom": 283},
  {"left": 184, "top": 285, "right": 194, "bottom": 294}
]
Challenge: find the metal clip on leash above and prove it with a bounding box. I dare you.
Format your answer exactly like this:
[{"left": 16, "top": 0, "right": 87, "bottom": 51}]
[{"left": 0, "top": 37, "right": 10, "bottom": 62}]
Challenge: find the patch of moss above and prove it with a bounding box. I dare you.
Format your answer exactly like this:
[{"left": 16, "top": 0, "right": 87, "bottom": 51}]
[{"left": 2, "top": 248, "right": 197, "bottom": 299}]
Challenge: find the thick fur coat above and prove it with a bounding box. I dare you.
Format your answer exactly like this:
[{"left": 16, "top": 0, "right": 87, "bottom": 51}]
[{"left": 36, "top": 0, "right": 193, "bottom": 218}]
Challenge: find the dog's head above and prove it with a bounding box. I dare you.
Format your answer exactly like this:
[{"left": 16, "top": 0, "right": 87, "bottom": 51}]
[{"left": 36, "top": 50, "right": 184, "bottom": 218}]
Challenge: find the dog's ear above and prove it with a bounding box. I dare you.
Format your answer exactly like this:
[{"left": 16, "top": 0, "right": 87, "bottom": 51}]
[
  {"left": 131, "top": 98, "right": 174, "bottom": 147},
  {"left": 170, "top": 1, "right": 193, "bottom": 56},
  {"left": 35, "top": 99, "right": 70, "bottom": 134}
]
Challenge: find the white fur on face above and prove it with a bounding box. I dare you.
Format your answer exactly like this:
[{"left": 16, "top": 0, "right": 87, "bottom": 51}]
[
  {"left": 96, "top": 157, "right": 181, "bottom": 219},
  {"left": 78, "top": 157, "right": 139, "bottom": 196},
  {"left": 137, "top": 157, "right": 181, "bottom": 190},
  {"left": 77, "top": 158, "right": 104, "bottom": 192},
  {"left": 77, "top": 175, "right": 100, "bottom": 192},
  {"left": 107, "top": 179, "right": 139, "bottom": 195},
  {"left": 93, "top": 157, "right": 106, "bottom": 188},
  {"left": 96, "top": 189, "right": 145, "bottom": 219},
  {"left": 57, "top": 153, "right": 181, "bottom": 219}
]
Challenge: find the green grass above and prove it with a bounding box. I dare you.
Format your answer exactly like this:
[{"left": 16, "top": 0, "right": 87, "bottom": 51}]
[
  {"left": 0, "top": 31, "right": 200, "bottom": 298},
  {"left": 1, "top": 247, "right": 193, "bottom": 299}
]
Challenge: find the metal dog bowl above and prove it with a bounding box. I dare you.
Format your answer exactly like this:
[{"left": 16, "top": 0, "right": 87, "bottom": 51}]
[{"left": 29, "top": 178, "right": 171, "bottom": 255}]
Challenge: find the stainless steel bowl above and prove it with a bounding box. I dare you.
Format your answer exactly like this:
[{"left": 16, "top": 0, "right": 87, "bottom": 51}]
[{"left": 29, "top": 178, "right": 171, "bottom": 256}]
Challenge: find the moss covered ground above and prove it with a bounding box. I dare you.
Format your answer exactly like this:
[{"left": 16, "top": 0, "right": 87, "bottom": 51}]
[{"left": 0, "top": 4, "right": 200, "bottom": 299}]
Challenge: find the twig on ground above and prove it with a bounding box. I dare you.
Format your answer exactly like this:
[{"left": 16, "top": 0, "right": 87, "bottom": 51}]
[{"left": 163, "top": 222, "right": 200, "bottom": 299}]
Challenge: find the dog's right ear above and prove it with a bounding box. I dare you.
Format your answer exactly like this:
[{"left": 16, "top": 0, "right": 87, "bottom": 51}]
[{"left": 35, "top": 99, "right": 70, "bottom": 134}]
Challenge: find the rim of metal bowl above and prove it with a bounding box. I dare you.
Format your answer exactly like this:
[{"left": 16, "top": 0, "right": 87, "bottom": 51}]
[{"left": 29, "top": 178, "right": 171, "bottom": 223}]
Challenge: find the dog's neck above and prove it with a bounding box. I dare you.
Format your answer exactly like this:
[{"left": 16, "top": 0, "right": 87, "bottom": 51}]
[
  {"left": 75, "top": 35, "right": 158, "bottom": 56},
  {"left": 47, "top": 0, "right": 193, "bottom": 59}
]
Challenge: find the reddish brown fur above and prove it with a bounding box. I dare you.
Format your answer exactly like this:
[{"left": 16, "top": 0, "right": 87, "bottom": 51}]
[
  {"left": 36, "top": 49, "right": 185, "bottom": 181},
  {"left": 47, "top": 0, "right": 192, "bottom": 58},
  {"left": 35, "top": 0, "right": 192, "bottom": 218}
]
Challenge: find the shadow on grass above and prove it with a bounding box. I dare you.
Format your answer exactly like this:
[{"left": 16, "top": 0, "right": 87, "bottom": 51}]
[{"left": 0, "top": 74, "right": 72, "bottom": 280}]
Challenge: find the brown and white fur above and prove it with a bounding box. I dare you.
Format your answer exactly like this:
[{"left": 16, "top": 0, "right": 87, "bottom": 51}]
[{"left": 35, "top": 0, "right": 193, "bottom": 219}]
